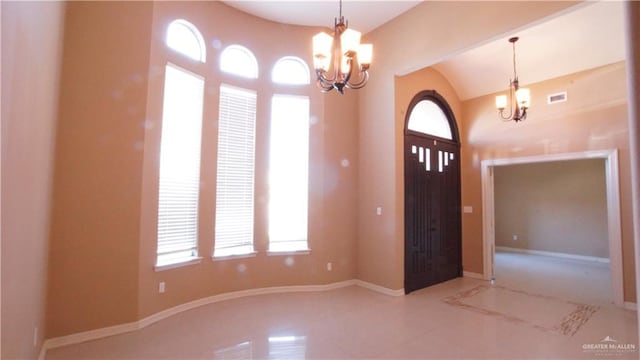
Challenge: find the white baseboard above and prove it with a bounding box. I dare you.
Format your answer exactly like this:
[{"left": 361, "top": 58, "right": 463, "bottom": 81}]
[
  {"left": 37, "top": 344, "right": 47, "bottom": 360},
  {"left": 624, "top": 302, "right": 637, "bottom": 311},
  {"left": 463, "top": 271, "right": 484, "bottom": 280},
  {"left": 43, "top": 320, "right": 140, "bottom": 351},
  {"left": 137, "top": 280, "right": 358, "bottom": 330},
  {"left": 495, "top": 246, "right": 610, "bottom": 264},
  {"left": 42, "top": 279, "right": 403, "bottom": 353},
  {"left": 354, "top": 280, "right": 404, "bottom": 296}
]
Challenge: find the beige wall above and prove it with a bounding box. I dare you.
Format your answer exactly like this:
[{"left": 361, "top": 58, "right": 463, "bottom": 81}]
[
  {"left": 1, "top": 1, "right": 65, "bottom": 358},
  {"left": 494, "top": 160, "right": 608, "bottom": 258},
  {"left": 359, "top": 1, "right": 580, "bottom": 290},
  {"left": 461, "top": 62, "right": 635, "bottom": 301},
  {"left": 137, "top": 1, "right": 358, "bottom": 320},
  {"left": 46, "top": 2, "right": 153, "bottom": 338},
  {"left": 44, "top": 1, "right": 358, "bottom": 337}
]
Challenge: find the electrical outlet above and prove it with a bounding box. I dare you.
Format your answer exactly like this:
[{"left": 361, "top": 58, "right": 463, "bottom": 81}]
[
  {"left": 159, "top": 281, "right": 166, "bottom": 293},
  {"left": 33, "top": 326, "right": 38, "bottom": 347},
  {"left": 327, "top": 262, "right": 332, "bottom": 271},
  {"left": 376, "top": 207, "right": 382, "bottom": 216},
  {"left": 513, "top": 235, "right": 518, "bottom": 241}
]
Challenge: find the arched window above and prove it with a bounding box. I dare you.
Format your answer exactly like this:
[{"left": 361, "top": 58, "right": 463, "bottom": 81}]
[
  {"left": 407, "top": 99, "right": 453, "bottom": 140},
  {"left": 220, "top": 45, "right": 259, "bottom": 79},
  {"left": 272, "top": 57, "right": 310, "bottom": 85},
  {"left": 165, "top": 19, "right": 206, "bottom": 62}
]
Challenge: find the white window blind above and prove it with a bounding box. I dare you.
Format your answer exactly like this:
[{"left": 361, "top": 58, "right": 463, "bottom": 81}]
[
  {"left": 214, "top": 85, "right": 257, "bottom": 257},
  {"left": 268, "top": 95, "right": 310, "bottom": 252},
  {"left": 156, "top": 64, "right": 204, "bottom": 266}
]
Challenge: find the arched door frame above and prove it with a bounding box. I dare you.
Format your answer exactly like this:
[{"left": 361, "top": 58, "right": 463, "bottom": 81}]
[{"left": 404, "top": 90, "right": 461, "bottom": 143}]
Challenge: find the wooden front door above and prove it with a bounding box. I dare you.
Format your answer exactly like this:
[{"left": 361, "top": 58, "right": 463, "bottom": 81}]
[{"left": 404, "top": 91, "right": 461, "bottom": 294}]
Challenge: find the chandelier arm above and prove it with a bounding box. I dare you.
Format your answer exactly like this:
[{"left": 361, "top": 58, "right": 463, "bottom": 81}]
[
  {"left": 519, "top": 109, "right": 527, "bottom": 121},
  {"left": 499, "top": 110, "right": 514, "bottom": 121},
  {"left": 345, "top": 70, "right": 369, "bottom": 90},
  {"left": 316, "top": 76, "right": 335, "bottom": 92},
  {"left": 316, "top": 69, "right": 338, "bottom": 84},
  {"left": 341, "top": 57, "right": 354, "bottom": 85},
  {"left": 498, "top": 81, "right": 515, "bottom": 121},
  {"left": 317, "top": 81, "right": 335, "bottom": 92}
]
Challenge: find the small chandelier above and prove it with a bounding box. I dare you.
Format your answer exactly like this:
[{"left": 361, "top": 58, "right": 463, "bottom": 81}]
[
  {"left": 496, "top": 37, "right": 530, "bottom": 122},
  {"left": 312, "top": 0, "right": 372, "bottom": 94}
]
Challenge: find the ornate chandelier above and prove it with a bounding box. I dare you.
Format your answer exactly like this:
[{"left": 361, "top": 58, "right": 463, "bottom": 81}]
[
  {"left": 496, "top": 37, "right": 530, "bottom": 122},
  {"left": 312, "top": 0, "right": 372, "bottom": 94}
]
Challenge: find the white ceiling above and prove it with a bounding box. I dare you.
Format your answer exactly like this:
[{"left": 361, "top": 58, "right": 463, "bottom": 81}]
[
  {"left": 221, "top": 1, "right": 423, "bottom": 34},
  {"left": 434, "top": 1, "right": 626, "bottom": 100},
  {"left": 222, "top": 1, "right": 626, "bottom": 100}
]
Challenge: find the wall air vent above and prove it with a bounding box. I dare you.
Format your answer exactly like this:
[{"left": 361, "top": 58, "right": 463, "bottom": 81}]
[{"left": 547, "top": 91, "right": 567, "bottom": 104}]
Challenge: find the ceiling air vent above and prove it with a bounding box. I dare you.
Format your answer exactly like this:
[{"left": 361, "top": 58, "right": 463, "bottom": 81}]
[{"left": 547, "top": 91, "right": 567, "bottom": 105}]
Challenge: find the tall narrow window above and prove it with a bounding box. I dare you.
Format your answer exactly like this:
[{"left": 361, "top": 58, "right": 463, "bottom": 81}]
[
  {"left": 156, "top": 64, "right": 205, "bottom": 266},
  {"left": 268, "top": 95, "right": 310, "bottom": 252},
  {"left": 214, "top": 85, "right": 257, "bottom": 257}
]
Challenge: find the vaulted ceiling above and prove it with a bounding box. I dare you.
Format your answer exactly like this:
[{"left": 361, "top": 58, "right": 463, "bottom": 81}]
[{"left": 221, "top": 1, "right": 626, "bottom": 100}]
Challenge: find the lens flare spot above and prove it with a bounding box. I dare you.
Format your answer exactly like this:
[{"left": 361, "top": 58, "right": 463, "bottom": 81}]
[{"left": 284, "top": 257, "right": 295, "bottom": 267}]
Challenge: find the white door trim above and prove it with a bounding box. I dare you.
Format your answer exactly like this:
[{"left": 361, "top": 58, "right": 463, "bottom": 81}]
[{"left": 480, "top": 149, "right": 624, "bottom": 307}]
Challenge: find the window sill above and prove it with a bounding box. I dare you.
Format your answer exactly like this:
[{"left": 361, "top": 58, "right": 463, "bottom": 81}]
[
  {"left": 267, "top": 249, "right": 311, "bottom": 256},
  {"left": 154, "top": 257, "right": 203, "bottom": 272},
  {"left": 212, "top": 252, "right": 258, "bottom": 261}
]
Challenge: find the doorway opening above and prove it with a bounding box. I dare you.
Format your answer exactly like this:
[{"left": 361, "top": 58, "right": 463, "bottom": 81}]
[
  {"left": 481, "top": 150, "right": 623, "bottom": 306},
  {"left": 404, "top": 90, "right": 462, "bottom": 294}
]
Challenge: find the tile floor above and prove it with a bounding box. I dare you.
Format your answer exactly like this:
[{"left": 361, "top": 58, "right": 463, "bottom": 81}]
[
  {"left": 46, "top": 253, "right": 638, "bottom": 359},
  {"left": 493, "top": 251, "right": 614, "bottom": 305}
]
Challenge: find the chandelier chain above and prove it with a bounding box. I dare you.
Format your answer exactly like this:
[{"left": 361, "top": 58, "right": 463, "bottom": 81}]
[{"left": 512, "top": 40, "right": 518, "bottom": 80}]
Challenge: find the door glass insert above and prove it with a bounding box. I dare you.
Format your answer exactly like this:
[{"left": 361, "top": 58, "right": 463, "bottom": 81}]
[
  {"left": 426, "top": 148, "right": 431, "bottom": 171},
  {"left": 407, "top": 100, "right": 453, "bottom": 139}
]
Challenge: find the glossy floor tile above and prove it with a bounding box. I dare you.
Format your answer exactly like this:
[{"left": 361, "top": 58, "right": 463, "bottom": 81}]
[
  {"left": 493, "top": 251, "right": 613, "bottom": 305},
  {"left": 46, "top": 254, "right": 637, "bottom": 359}
]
